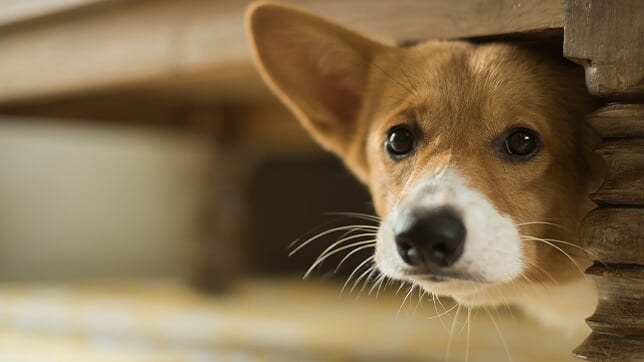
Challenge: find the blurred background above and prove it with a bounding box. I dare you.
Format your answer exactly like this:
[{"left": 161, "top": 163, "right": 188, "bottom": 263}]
[
  {"left": 0, "top": 117, "right": 371, "bottom": 282},
  {"left": 0, "top": 0, "right": 577, "bottom": 361}
]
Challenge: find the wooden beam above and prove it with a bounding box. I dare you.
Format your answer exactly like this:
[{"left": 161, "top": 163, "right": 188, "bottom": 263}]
[
  {"left": 0, "top": 0, "right": 563, "bottom": 107},
  {"left": 0, "top": 0, "right": 118, "bottom": 29},
  {"left": 564, "top": 0, "right": 644, "bottom": 96}
]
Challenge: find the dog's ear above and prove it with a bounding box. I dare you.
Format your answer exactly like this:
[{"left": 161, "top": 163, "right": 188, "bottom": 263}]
[{"left": 246, "top": 3, "right": 383, "bottom": 160}]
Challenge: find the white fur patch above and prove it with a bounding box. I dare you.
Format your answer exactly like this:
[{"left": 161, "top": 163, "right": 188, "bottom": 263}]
[{"left": 375, "top": 168, "right": 524, "bottom": 300}]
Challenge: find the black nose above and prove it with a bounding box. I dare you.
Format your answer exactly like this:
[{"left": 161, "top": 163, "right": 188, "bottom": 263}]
[{"left": 394, "top": 208, "right": 466, "bottom": 268}]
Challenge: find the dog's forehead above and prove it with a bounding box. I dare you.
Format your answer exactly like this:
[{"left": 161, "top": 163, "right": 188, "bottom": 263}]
[
  {"left": 400, "top": 42, "right": 540, "bottom": 85},
  {"left": 367, "top": 42, "right": 554, "bottom": 134}
]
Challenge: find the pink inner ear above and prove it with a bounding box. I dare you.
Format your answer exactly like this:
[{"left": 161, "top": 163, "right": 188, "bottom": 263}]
[
  {"left": 259, "top": 22, "right": 366, "bottom": 124},
  {"left": 314, "top": 69, "right": 362, "bottom": 123}
]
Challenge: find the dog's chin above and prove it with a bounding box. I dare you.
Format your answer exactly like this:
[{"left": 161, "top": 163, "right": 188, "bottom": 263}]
[
  {"left": 374, "top": 241, "right": 522, "bottom": 307},
  {"left": 408, "top": 274, "right": 496, "bottom": 305}
]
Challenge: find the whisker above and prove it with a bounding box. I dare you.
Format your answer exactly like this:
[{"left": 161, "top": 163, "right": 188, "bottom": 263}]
[
  {"left": 289, "top": 220, "right": 351, "bottom": 249},
  {"left": 322, "top": 211, "right": 381, "bottom": 223},
  {"left": 465, "top": 306, "right": 472, "bottom": 362},
  {"left": 518, "top": 272, "right": 545, "bottom": 291},
  {"left": 520, "top": 235, "right": 587, "bottom": 277},
  {"left": 413, "top": 287, "right": 425, "bottom": 317},
  {"left": 521, "top": 259, "right": 558, "bottom": 284},
  {"left": 397, "top": 284, "right": 417, "bottom": 317},
  {"left": 351, "top": 264, "right": 377, "bottom": 295},
  {"left": 426, "top": 303, "right": 458, "bottom": 321},
  {"left": 516, "top": 221, "right": 567, "bottom": 230},
  {"left": 306, "top": 241, "right": 375, "bottom": 278},
  {"left": 496, "top": 287, "right": 517, "bottom": 322},
  {"left": 484, "top": 307, "right": 513, "bottom": 362},
  {"left": 383, "top": 278, "right": 394, "bottom": 294},
  {"left": 312, "top": 234, "right": 374, "bottom": 264},
  {"left": 429, "top": 293, "right": 440, "bottom": 315},
  {"left": 434, "top": 294, "right": 451, "bottom": 316},
  {"left": 289, "top": 224, "right": 378, "bottom": 254},
  {"left": 371, "top": 61, "right": 417, "bottom": 99},
  {"left": 333, "top": 228, "right": 371, "bottom": 248},
  {"left": 334, "top": 239, "right": 377, "bottom": 272},
  {"left": 376, "top": 275, "right": 388, "bottom": 297},
  {"left": 428, "top": 293, "right": 442, "bottom": 329},
  {"left": 533, "top": 237, "right": 606, "bottom": 267},
  {"left": 360, "top": 267, "right": 380, "bottom": 294},
  {"left": 517, "top": 272, "right": 549, "bottom": 297},
  {"left": 341, "top": 256, "right": 374, "bottom": 294},
  {"left": 398, "top": 63, "right": 423, "bottom": 100},
  {"left": 368, "top": 273, "right": 387, "bottom": 296},
  {"left": 395, "top": 281, "right": 407, "bottom": 295},
  {"left": 317, "top": 232, "right": 376, "bottom": 260},
  {"left": 430, "top": 294, "right": 450, "bottom": 329},
  {"left": 445, "top": 304, "right": 462, "bottom": 362}
]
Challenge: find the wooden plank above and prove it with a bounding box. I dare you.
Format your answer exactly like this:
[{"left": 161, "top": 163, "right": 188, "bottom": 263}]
[
  {"left": 0, "top": 95, "right": 321, "bottom": 154},
  {"left": 0, "top": 0, "right": 117, "bottom": 28},
  {"left": 584, "top": 265, "right": 644, "bottom": 334},
  {"left": 581, "top": 208, "right": 644, "bottom": 264},
  {"left": 586, "top": 106, "right": 644, "bottom": 255},
  {"left": 590, "top": 104, "right": 644, "bottom": 140},
  {"left": 575, "top": 264, "right": 644, "bottom": 361},
  {"left": 293, "top": 0, "right": 564, "bottom": 42},
  {"left": 563, "top": 0, "right": 644, "bottom": 96},
  {"left": 592, "top": 145, "right": 644, "bottom": 205},
  {"left": 0, "top": 0, "right": 253, "bottom": 107},
  {"left": 0, "top": 0, "right": 563, "bottom": 107},
  {"left": 0, "top": 95, "right": 188, "bottom": 125}
]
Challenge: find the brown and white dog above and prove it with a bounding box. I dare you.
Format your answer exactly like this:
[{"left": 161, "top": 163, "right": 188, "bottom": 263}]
[{"left": 246, "top": 3, "right": 604, "bottom": 337}]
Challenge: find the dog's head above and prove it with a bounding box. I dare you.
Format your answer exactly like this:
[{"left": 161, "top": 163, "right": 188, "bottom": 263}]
[{"left": 247, "top": 3, "right": 603, "bottom": 305}]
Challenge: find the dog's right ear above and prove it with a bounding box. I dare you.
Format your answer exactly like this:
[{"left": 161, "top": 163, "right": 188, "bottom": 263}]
[{"left": 246, "top": 3, "right": 384, "bottom": 161}]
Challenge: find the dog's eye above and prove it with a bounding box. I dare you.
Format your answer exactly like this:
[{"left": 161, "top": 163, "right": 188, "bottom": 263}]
[
  {"left": 385, "top": 126, "right": 416, "bottom": 159},
  {"left": 503, "top": 128, "right": 539, "bottom": 157}
]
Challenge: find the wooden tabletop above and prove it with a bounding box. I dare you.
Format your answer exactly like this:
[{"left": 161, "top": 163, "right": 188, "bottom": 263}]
[{"left": 0, "top": 0, "right": 564, "bottom": 108}]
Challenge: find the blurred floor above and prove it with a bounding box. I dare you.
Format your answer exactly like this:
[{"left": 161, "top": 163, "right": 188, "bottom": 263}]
[{"left": 0, "top": 278, "right": 578, "bottom": 362}]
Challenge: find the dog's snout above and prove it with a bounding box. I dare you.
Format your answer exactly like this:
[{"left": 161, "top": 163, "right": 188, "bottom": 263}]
[{"left": 394, "top": 208, "right": 466, "bottom": 268}]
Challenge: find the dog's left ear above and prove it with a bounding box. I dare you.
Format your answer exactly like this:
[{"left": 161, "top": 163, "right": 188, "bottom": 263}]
[{"left": 246, "top": 3, "right": 384, "bottom": 180}]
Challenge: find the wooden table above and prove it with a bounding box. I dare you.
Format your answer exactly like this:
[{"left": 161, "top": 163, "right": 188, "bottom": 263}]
[{"left": 0, "top": 1, "right": 641, "bottom": 360}]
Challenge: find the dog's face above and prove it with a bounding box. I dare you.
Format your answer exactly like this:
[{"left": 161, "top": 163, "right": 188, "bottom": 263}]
[{"left": 247, "top": 4, "right": 602, "bottom": 305}]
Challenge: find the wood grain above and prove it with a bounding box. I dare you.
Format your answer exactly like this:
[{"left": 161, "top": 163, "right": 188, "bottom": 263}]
[
  {"left": 574, "top": 264, "right": 644, "bottom": 361},
  {"left": 581, "top": 208, "right": 644, "bottom": 264},
  {"left": 0, "top": 0, "right": 563, "bottom": 107},
  {"left": 0, "top": 0, "right": 116, "bottom": 29},
  {"left": 564, "top": 1, "right": 644, "bottom": 360},
  {"left": 563, "top": 0, "right": 644, "bottom": 96},
  {"left": 592, "top": 145, "right": 644, "bottom": 205},
  {"left": 589, "top": 104, "right": 644, "bottom": 140}
]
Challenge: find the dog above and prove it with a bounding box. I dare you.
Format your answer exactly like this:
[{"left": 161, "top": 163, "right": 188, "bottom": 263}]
[{"left": 246, "top": 2, "right": 604, "bottom": 338}]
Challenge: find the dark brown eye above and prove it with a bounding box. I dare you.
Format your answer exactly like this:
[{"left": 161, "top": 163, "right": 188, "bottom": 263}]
[
  {"left": 504, "top": 128, "right": 539, "bottom": 157},
  {"left": 385, "top": 126, "right": 416, "bottom": 159}
]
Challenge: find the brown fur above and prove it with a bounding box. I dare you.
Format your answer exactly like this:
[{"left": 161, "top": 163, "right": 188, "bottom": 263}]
[{"left": 247, "top": 2, "right": 604, "bottom": 335}]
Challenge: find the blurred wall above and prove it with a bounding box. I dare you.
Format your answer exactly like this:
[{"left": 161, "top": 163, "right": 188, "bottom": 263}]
[
  {"left": 0, "top": 116, "right": 374, "bottom": 282},
  {"left": 0, "top": 118, "right": 204, "bottom": 281}
]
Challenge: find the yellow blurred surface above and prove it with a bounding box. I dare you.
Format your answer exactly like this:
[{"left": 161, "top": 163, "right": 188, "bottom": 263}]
[{"left": 0, "top": 279, "right": 577, "bottom": 362}]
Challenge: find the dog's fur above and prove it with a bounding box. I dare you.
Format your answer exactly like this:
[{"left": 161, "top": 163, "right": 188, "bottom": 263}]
[{"left": 246, "top": 3, "right": 604, "bottom": 337}]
